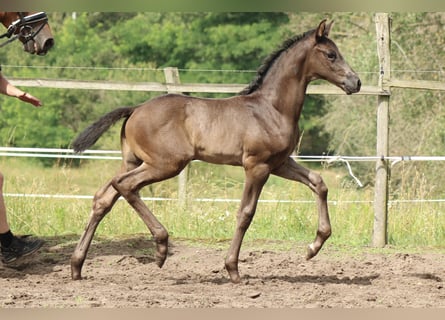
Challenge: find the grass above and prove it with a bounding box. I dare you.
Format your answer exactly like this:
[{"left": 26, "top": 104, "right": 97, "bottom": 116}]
[{"left": 1, "top": 157, "right": 444, "bottom": 251}]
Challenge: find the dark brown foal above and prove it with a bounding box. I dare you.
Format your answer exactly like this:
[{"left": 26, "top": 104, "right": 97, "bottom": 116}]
[{"left": 71, "top": 20, "right": 361, "bottom": 283}]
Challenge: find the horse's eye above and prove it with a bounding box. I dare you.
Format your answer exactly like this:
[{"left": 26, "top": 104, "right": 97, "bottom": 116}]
[{"left": 327, "top": 51, "right": 337, "bottom": 61}]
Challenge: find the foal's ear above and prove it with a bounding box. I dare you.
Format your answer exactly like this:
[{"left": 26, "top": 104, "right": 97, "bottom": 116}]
[{"left": 316, "top": 19, "right": 334, "bottom": 40}]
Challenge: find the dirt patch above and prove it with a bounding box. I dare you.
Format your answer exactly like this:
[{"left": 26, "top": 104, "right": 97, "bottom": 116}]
[{"left": 1, "top": 235, "right": 444, "bottom": 307}]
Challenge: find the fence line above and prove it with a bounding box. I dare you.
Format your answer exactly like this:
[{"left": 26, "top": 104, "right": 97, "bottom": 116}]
[
  {"left": 0, "top": 147, "right": 122, "bottom": 160},
  {"left": 4, "top": 192, "right": 445, "bottom": 205},
  {"left": 9, "top": 77, "right": 390, "bottom": 95},
  {"left": 2, "top": 146, "right": 445, "bottom": 205},
  {"left": 3, "top": 64, "right": 445, "bottom": 76},
  {"left": 4, "top": 147, "right": 445, "bottom": 163}
]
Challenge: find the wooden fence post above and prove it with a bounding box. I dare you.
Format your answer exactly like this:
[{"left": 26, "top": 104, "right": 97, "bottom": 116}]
[
  {"left": 373, "top": 13, "right": 391, "bottom": 247},
  {"left": 163, "top": 67, "right": 188, "bottom": 206}
]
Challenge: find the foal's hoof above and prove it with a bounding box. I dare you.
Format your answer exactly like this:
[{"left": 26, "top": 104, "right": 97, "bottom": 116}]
[
  {"left": 225, "top": 262, "right": 241, "bottom": 284},
  {"left": 305, "top": 244, "right": 318, "bottom": 260},
  {"left": 72, "top": 274, "right": 83, "bottom": 281},
  {"left": 154, "top": 244, "right": 167, "bottom": 268},
  {"left": 154, "top": 237, "right": 168, "bottom": 268},
  {"left": 71, "top": 268, "right": 83, "bottom": 281},
  {"left": 227, "top": 270, "right": 241, "bottom": 284},
  {"left": 155, "top": 254, "right": 166, "bottom": 268},
  {"left": 154, "top": 244, "right": 168, "bottom": 268},
  {"left": 71, "top": 259, "right": 83, "bottom": 280}
]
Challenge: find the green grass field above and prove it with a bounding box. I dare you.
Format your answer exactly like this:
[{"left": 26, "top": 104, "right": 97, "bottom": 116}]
[{"left": 1, "top": 157, "right": 444, "bottom": 250}]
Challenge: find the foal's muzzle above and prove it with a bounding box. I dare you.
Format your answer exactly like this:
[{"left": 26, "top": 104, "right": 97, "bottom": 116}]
[{"left": 343, "top": 74, "right": 361, "bottom": 95}]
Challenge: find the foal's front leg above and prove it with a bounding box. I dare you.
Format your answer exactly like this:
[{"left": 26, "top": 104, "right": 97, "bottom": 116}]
[
  {"left": 225, "top": 164, "right": 270, "bottom": 283},
  {"left": 272, "top": 157, "right": 331, "bottom": 260}
]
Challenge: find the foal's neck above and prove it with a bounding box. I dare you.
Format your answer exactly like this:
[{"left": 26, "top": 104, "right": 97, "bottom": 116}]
[{"left": 256, "top": 40, "right": 311, "bottom": 122}]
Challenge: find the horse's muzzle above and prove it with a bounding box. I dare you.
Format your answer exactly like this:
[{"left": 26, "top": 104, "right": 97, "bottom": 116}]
[
  {"left": 40, "top": 37, "right": 54, "bottom": 55},
  {"left": 343, "top": 75, "right": 361, "bottom": 95},
  {"left": 23, "top": 37, "right": 54, "bottom": 55}
]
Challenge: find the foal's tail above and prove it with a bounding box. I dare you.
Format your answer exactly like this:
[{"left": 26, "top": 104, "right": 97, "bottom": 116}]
[{"left": 72, "top": 107, "right": 135, "bottom": 153}]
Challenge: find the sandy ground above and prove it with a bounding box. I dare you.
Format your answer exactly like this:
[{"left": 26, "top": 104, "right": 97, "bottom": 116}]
[{"left": 0, "top": 235, "right": 444, "bottom": 308}]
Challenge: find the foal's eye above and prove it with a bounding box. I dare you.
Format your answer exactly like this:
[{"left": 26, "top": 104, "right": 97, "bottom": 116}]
[{"left": 326, "top": 51, "right": 337, "bottom": 61}]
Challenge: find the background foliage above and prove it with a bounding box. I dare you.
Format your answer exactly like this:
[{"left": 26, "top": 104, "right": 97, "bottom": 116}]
[{"left": 1, "top": 12, "right": 445, "bottom": 197}]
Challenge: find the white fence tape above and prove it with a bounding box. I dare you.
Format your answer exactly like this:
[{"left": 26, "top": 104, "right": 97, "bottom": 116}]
[
  {"left": 4, "top": 192, "right": 445, "bottom": 204},
  {"left": 2, "top": 147, "right": 445, "bottom": 204}
]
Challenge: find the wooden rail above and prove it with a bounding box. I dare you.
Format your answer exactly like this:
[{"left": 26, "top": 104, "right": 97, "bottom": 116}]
[{"left": 10, "top": 78, "right": 392, "bottom": 95}]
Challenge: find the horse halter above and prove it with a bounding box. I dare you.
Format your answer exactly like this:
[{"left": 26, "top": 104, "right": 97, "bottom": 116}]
[{"left": 0, "top": 12, "right": 49, "bottom": 48}]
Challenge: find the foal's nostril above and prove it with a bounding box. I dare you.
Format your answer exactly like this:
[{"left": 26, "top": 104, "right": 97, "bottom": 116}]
[{"left": 357, "top": 79, "right": 361, "bottom": 89}]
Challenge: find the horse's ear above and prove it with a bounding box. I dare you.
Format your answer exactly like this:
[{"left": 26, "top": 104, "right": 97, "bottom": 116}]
[{"left": 316, "top": 19, "right": 333, "bottom": 41}]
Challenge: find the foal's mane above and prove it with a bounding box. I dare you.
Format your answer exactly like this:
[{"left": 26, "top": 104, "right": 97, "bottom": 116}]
[{"left": 239, "top": 28, "right": 315, "bottom": 95}]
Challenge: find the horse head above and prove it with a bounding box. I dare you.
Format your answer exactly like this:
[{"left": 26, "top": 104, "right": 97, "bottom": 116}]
[
  {"left": 0, "top": 12, "right": 54, "bottom": 55},
  {"left": 307, "top": 19, "right": 361, "bottom": 95}
]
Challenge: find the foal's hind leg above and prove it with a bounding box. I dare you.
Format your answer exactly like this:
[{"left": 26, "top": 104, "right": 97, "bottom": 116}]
[
  {"left": 71, "top": 181, "right": 121, "bottom": 280},
  {"left": 272, "top": 157, "right": 331, "bottom": 260},
  {"left": 111, "top": 162, "right": 173, "bottom": 268}
]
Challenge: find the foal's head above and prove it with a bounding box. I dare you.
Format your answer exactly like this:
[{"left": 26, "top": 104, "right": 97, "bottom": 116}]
[{"left": 306, "top": 19, "right": 361, "bottom": 94}]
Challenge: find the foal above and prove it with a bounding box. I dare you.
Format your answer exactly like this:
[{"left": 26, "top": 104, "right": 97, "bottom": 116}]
[{"left": 71, "top": 20, "right": 361, "bottom": 283}]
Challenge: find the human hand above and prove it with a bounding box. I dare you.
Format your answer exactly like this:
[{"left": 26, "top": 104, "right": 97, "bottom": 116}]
[{"left": 18, "top": 92, "right": 42, "bottom": 107}]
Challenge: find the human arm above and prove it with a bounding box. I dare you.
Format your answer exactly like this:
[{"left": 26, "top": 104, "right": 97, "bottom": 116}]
[{"left": 0, "top": 73, "right": 42, "bottom": 107}]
